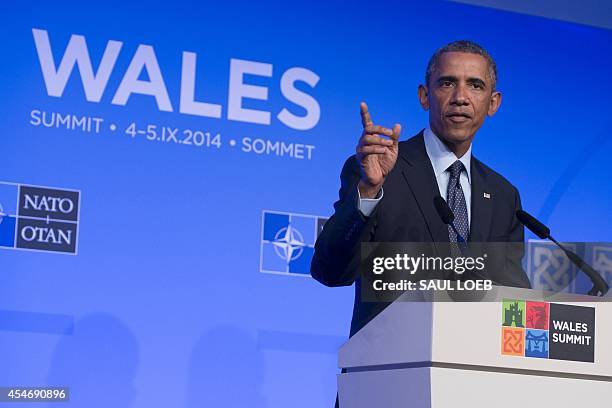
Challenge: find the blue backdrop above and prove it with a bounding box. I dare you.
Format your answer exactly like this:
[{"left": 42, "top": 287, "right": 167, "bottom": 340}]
[{"left": 1, "top": 1, "right": 611, "bottom": 407}]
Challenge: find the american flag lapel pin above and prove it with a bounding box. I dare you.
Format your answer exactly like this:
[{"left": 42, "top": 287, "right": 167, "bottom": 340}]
[{"left": 483, "top": 192, "right": 491, "bottom": 199}]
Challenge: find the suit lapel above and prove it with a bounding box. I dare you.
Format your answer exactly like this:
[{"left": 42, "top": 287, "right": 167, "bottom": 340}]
[
  {"left": 398, "top": 133, "right": 449, "bottom": 250},
  {"left": 470, "top": 158, "right": 493, "bottom": 242}
]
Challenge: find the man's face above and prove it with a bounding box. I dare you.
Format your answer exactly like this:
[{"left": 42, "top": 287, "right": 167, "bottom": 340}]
[{"left": 418, "top": 51, "right": 501, "bottom": 148}]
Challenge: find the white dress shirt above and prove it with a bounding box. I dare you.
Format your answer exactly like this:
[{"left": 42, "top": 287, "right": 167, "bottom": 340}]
[{"left": 358, "top": 128, "right": 472, "bottom": 225}]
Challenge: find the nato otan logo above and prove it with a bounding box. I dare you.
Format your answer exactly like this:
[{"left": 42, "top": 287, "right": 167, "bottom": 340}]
[
  {"left": 0, "top": 181, "right": 80, "bottom": 254},
  {"left": 260, "top": 210, "right": 327, "bottom": 276},
  {"left": 527, "top": 240, "right": 578, "bottom": 292}
]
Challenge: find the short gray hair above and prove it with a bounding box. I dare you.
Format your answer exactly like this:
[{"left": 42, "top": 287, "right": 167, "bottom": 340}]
[{"left": 425, "top": 40, "right": 497, "bottom": 90}]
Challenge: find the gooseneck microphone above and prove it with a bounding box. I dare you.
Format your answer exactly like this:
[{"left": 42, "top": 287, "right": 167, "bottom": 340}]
[
  {"left": 515, "top": 210, "right": 550, "bottom": 239},
  {"left": 433, "top": 196, "right": 467, "bottom": 243},
  {"left": 516, "top": 210, "right": 609, "bottom": 297}
]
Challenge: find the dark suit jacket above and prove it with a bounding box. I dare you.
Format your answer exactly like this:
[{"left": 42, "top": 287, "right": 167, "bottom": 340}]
[{"left": 311, "top": 131, "right": 531, "bottom": 337}]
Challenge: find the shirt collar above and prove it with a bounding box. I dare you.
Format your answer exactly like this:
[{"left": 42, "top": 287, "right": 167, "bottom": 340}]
[{"left": 423, "top": 127, "right": 472, "bottom": 184}]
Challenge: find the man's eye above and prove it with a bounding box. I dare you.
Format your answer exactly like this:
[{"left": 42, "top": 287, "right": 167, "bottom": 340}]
[
  {"left": 470, "top": 83, "right": 484, "bottom": 89},
  {"left": 441, "top": 81, "right": 454, "bottom": 87}
]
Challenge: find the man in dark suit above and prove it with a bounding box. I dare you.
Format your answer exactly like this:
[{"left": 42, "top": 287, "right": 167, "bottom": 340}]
[{"left": 311, "top": 40, "right": 531, "bottom": 343}]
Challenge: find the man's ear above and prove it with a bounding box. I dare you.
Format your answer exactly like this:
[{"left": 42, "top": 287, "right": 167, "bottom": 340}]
[
  {"left": 487, "top": 90, "right": 502, "bottom": 116},
  {"left": 418, "top": 84, "right": 430, "bottom": 111}
]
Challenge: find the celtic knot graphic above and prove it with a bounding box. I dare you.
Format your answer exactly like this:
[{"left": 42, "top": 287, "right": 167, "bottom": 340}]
[{"left": 502, "top": 329, "right": 524, "bottom": 354}]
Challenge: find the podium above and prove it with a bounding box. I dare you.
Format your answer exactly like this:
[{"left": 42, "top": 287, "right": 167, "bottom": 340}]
[{"left": 337, "top": 285, "right": 612, "bottom": 407}]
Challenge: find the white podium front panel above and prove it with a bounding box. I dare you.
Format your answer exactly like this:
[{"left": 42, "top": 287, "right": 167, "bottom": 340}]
[
  {"left": 338, "top": 366, "right": 612, "bottom": 408},
  {"left": 339, "top": 286, "right": 612, "bottom": 379}
]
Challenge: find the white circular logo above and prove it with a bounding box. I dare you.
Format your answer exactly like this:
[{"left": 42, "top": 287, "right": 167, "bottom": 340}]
[{"left": 271, "top": 224, "right": 305, "bottom": 262}]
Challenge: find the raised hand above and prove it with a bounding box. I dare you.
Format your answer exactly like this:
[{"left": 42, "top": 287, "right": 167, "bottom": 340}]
[{"left": 356, "top": 102, "right": 401, "bottom": 198}]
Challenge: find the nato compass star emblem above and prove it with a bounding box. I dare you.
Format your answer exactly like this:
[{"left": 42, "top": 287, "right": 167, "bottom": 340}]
[
  {"left": 272, "top": 224, "right": 305, "bottom": 262},
  {"left": 261, "top": 210, "right": 324, "bottom": 275}
]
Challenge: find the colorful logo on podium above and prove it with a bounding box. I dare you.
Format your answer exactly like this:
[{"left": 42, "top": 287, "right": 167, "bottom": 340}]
[
  {"left": 260, "top": 210, "right": 327, "bottom": 276},
  {"left": 501, "top": 299, "right": 595, "bottom": 362}
]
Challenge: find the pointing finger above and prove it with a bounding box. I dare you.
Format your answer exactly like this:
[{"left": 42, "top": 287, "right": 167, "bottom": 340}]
[{"left": 360, "top": 102, "right": 372, "bottom": 128}]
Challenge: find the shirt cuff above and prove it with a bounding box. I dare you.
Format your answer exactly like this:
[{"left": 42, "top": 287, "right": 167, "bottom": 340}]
[{"left": 358, "top": 187, "right": 383, "bottom": 217}]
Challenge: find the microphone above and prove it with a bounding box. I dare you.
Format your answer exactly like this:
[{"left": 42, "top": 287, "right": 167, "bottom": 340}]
[
  {"left": 516, "top": 210, "right": 609, "bottom": 297},
  {"left": 433, "top": 196, "right": 466, "bottom": 244},
  {"left": 515, "top": 210, "right": 550, "bottom": 239}
]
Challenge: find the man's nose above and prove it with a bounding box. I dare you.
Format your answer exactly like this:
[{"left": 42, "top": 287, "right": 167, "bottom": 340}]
[{"left": 451, "top": 84, "right": 470, "bottom": 105}]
